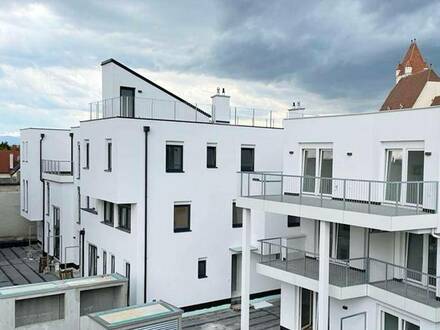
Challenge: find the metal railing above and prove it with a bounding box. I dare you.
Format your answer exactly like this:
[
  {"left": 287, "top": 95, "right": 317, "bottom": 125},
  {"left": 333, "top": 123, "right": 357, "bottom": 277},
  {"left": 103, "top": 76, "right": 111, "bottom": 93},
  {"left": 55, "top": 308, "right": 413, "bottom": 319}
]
[
  {"left": 239, "top": 172, "right": 438, "bottom": 215},
  {"left": 42, "top": 159, "right": 72, "bottom": 175},
  {"left": 88, "top": 96, "right": 286, "bottom": 128},
  {"left": 259, "top": 239, "right": 440, "bottom": 306}
]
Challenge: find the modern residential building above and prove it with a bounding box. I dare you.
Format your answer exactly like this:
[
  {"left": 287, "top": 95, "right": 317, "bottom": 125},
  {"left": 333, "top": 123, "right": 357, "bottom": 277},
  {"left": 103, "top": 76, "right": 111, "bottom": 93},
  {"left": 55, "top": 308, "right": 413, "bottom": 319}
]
[
  {"left": 20, "top": 58, "right": 291, "bottom": 309},
  {"left": 238, "top": 104, "right": 440, "bottom": 329}
]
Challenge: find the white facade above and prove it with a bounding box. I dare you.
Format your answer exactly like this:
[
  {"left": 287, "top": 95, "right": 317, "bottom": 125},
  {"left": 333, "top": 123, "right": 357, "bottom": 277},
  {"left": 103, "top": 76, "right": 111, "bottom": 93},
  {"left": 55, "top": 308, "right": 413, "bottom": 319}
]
[
  {"left": 20, "top": 59, "right": 289, "bottom": 309},
  {"left": 239, "top": 107, "right": 440, "bottom": 329}
]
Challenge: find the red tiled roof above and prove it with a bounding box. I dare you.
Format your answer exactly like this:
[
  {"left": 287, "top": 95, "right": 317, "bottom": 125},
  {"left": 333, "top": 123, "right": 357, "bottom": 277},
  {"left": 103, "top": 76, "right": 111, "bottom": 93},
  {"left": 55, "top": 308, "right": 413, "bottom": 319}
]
[
  {"left": 380, "top": 69, "right": 440, "bottom": 111},
  {"left": 396, "top": 41, "right": 428, "bottom": 76},
  {"left": 432, "top": 96, "right": 440, "bottom": 106},
  {"left": 0, "top": 150, "right": 19, "bottom": 174}
]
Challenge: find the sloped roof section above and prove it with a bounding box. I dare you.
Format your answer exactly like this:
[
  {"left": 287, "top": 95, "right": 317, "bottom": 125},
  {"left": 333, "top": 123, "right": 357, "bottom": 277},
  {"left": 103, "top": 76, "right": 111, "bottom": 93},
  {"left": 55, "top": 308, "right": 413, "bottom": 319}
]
[
  {"left": 396, "top": 41, "right": 428, "bottom": 75},
  {"left": 431, "top": 96, "right": 440, "bottom": 106},
  {"left": 380, "top": 69, "right": 440, "bottom": 111}
]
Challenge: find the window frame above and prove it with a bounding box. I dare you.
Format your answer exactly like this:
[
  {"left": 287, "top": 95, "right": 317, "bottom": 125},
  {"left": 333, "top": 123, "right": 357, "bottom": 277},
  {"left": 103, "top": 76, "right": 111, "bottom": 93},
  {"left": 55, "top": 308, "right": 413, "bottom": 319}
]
[
  {"left": 240, "top": 147, "right": 255, "bottom": 172},
  {"left": 232, "top": 201, "right": 243, "bottom": 228},
  {"left": 166, "top": 144, "right": 184, "bottom": 173},
  {"left": 102, "top": 250, "right": 107, "bottom": 275},
  {"left": 173, "top": 204, "right": 191, "bottom": 233},
  {"left": 46, "top": 182, "right": 50, "bottom": 216},
  {"left": 103, "top": 201, "right": 114, "bottom": 226},
  {"left": 198, "top": 258, "right": 207, "bottom": 279},
  {"left": 207, "top": 145, "right": 217, "bottom": 168},
  {"left": 118, "top": 204, "right": 131, "bottom": 232},
  {"left": 105, "top": 139, "right": 112, "bottom": 172},
  {"left": 83, "top": 140, "right": 90, "bottom": 169}
]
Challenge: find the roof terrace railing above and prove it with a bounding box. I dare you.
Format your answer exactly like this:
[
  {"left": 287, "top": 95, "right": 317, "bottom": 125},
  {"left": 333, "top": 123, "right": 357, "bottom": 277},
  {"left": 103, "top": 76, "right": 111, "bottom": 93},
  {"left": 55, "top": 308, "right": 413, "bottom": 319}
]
[
  {"left": 89, "top": 96, "right": 286, "bottom": 128},
  {"left": 239, "top": 172, "right": 438, "bottom": 215}
]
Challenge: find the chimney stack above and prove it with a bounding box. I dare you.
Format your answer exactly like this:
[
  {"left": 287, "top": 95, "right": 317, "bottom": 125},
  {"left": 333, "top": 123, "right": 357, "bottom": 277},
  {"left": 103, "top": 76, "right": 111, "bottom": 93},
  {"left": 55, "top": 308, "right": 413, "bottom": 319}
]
[{"left": 211, "top": 87, "right": 231, "bottom": 123}]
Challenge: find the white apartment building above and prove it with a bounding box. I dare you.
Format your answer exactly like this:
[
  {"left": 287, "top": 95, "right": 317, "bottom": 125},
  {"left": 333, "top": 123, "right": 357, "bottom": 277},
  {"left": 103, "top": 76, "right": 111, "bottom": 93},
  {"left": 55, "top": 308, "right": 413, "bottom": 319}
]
[
  {"left": 238, "top": 106, "right": 440, "bottom": 329},
  {"left": 20, "top": 59, "right": 294, "bottom": 309}
]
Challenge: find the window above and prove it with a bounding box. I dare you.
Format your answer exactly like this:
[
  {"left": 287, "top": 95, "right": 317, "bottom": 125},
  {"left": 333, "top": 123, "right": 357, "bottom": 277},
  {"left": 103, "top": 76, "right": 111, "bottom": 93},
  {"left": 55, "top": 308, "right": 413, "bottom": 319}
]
[
  {"left": 241, "top": 147, "right": 254, "bottom": 172},
  {"left": 381, "top": 311, "right": 420, "bottom": 330},
  {"left": 232, "top": 202, "right": 242, "bottom": 228},
  {"left": 406, "top": 233, "right": 436, "bottom": 284},
  {"left": 22, "top": 179, "right": 25, "bottom": 211},
  {"left": 166, "top": 144, "right": 183, "bottom": 172},
  {"left": 86, "top": 196, "right": 90, "bottom": 209},
  {"left": 336, "top": 224, "right": 350, "bottom": 260},
  {"left": 288, "top": 215, "right": 300, "bottom": 227},
  {"left": 46, "top": 182, "right": 50, "bottom": 216},
  {"left": 198, "top": 258, "right": 207, "bottom": 278},
  {"left": 174, "top": 204, "right": 191, "bottom": 232},
  {"left": 207, "top": 145, "right": 217, "bottom": 168},
  {"left": 111, "top": 255, "right": 115, "bottom": 273},
  {"left": 120, "top": 87, "right": 135, "bottom": 118},
  {"left": 102, "top": 250, "right": 107, "bottom": 274},
  {"left": 125, "top": 262, "right": 131, "bottom": 305},
  {"left": 53, "top": 207, "right": 60, "bottom": 260},
  {"left": 88, "top": 244, "right": 97, "bottom": 276},
  {"left": 25, "top": 180, "right": 29, "bottom": 212},
  {"left": 105, "top": 139, "right": 112, "bottom": 171},
  {"left": 77, "top": 142, "right": 81, "bottom": 179},
  {"left": 77, "top": 187, "right": 81, "bottom": 224},
  {"left": 118, "top": 204, "right": 131, "bottom": 231},
  {"left": 84, "top": 140, "right": 90, "bottom": 169},
  {"left": 302, "top": 148, "right": 333, "bottom": 194},
  {"left": 103, "top": 201, "right": 114, "bottom": 226}
]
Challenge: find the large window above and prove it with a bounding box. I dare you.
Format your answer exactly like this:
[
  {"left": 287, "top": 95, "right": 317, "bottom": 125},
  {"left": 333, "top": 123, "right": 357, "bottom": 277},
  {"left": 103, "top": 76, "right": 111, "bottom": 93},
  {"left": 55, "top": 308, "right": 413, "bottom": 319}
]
[
  {"left": 241, "top": 147, "right": 254, "bottom": 172},
  {"left": 174, "top": 204, "right": 191, "bottom": 232},
  {"left": 103, "top": 201, "right": 114, "bottom": 226},
  {"left": 232, "top": 202, "right": 243, "bottom": 228},
  {"left": 207, "top": 145, "right": 217, "bottom": 168},
  {"left": 120, "top": 87, "right": 135, "bottom": 118},
  {"left": 381, "top": 311, "right": 420, "bottom": 330},
  {"left": 118, "top": 204, "right": 131, "bottom": 232},
  {"left": 385, "top": 149, "right": 403, "bottom": 201},
  {"left": 166, "top": 144, "right": 183, "bottom": 172},
  {"left": 198, "top": 258, "right": 207, "bottom": 278},
  {"left": 106, "top": 139, "right": 112, "bottom": 171},
  {"left": 88, "top": 244, "right": 97, "bottom": 276},
  {"left": 303, "top": 149, "right": 316, "bottom": 193},
  {"left": 406, "top": 233, "right": 436, "bottom": 284}
]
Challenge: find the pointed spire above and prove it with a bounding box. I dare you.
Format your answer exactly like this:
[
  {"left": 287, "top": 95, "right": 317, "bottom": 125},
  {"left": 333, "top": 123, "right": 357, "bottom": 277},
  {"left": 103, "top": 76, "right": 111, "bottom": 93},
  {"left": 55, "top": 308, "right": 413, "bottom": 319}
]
[{"left": 397, "top": 39, "right": 428, "bottom": 76}]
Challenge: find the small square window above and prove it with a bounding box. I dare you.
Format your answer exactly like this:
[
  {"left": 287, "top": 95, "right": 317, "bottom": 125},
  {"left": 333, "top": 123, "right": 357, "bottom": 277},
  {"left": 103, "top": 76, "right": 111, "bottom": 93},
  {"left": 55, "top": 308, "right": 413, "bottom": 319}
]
[
  {"left": 174, "top": 204, "right": 191, "bottom": 232},
  {"left": 207, "top": 146, "right": 217, "bottom": 168},
  {"left": 166, "top": 144, "right": 183, "bottom": 172},
  {"left": 198, "top": 258, "right": 207, "bottom": 278},
  {"left": 232, "top": 202, "right": 243, "bottom": 228},
  {"left": 118, "top": 204, "right": 131, "bottom": 232},
  {"left": 288, "top": 215, "right": 300, "bottom": 227}
]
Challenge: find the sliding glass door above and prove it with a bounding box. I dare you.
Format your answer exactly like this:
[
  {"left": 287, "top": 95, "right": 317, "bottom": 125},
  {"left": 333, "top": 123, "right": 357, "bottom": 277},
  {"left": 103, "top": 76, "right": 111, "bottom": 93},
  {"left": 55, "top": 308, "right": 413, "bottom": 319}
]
[
  {"left": 302, "top": 148, "right": 333, "bottom": 195},
  {"left": 303, "top": 149, "right": 316, "bottom": 193},
  {"left": 406, "top": 233, "right": 437, "bottom": 285},
  {"left": 385, "top": 149, "right": 403, "bottom": 201},
  {"left": 406, "top": 150, "right": 424, "bottom": 204},
  {"left": 319, "top": 149, "right": 333, "bottom": 194}
]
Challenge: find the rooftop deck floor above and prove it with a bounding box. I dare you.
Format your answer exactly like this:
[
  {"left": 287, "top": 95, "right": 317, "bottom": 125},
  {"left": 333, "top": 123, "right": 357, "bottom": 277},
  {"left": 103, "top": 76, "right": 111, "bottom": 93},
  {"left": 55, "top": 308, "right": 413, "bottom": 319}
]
[
  {"left": 0, "top": 245, "right": 58, "bottom": 287},
  {"left": 251, "top": 194, "right": 429, "bottom": 217},
  {"left": 183, "top": 298, "right": 280, "bottom": 330}
]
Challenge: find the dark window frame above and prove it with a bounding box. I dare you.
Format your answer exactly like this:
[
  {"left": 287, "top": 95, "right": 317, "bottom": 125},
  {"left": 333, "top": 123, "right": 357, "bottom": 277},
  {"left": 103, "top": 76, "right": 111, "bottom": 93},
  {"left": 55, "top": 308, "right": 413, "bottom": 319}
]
[
  {"left": 118, "top": 204, "right": 131, "bottom": 232},
  {"left": 287, "top": 215, "right": 301, "bottom": 227},
  {"left": 241, "top": 147, "right": 255, "bottom": 172},
  {"left": 46, "top": 182, "right": 50, "bottom": 216},
  {"left": 173, "top": 204, "right": 191, "bottom": 233},
  {"left": 111, "top": 255, "right": 115, "bottom": 273},
  {"left": 103, "top": 201, "right": 114, "bottom": 226},
  {"left": 105, "top": 139, "right": 112, "bottom": 172},
  {"left": 166, "top": 144, "right": 184, "bottom": 173},
  {"left": 102, "top": 250, "right": 107, "bottom": 274},
  {"left": 207, "top": 145, "right": 217, "bottom": 168},
  {"left": 198, "top": 259, "right": 207, "bottom": 279},
  {"left": 232, "top": 202, "right": 243, "bottom": 228},
  {"left": 84, "top": 141, "right": 90, "bottom": 169}
]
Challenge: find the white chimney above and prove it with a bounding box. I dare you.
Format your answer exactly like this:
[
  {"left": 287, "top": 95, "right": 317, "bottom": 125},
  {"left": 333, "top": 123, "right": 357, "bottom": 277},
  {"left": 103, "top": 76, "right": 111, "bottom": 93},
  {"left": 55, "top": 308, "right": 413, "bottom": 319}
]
[
  {"left": 288, "top": 101, "right": 306, "bottom": 118},
  {"left": 211, "top": 87, "right": 231, "bottom": 123}
]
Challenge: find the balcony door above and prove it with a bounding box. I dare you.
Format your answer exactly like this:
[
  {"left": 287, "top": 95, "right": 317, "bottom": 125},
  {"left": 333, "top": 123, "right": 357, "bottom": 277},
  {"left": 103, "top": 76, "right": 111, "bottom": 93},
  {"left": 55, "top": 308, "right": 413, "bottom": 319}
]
[
  {"left": 406, "top": 233, "right": 436, "bottom": 285},
  {"left": 385, "top": 149, "right": 424, "bottom": 205},
  {"left": 300, "top": 288, "right": 313, "bottom": 329},
  {"left": 120, "top": 87, "right": 135, "bottom": 118},
  {"left": 302, "top": 148, "right": 333, "bottom": 195}
]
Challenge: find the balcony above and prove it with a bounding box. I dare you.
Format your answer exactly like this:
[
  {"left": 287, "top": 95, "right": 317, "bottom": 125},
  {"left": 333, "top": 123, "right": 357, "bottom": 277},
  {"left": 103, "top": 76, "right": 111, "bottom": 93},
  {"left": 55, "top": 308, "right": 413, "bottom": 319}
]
[
  {"left": 88, "top": 96, "right": 286, "bottom": 128},
  {"left": 42, "top": 160, "right": 73, "bottom": 182},
  {"left": 238, "top": 172, "right": 439, "bottom": 231},
  {"left": 259, "top": 239, "right": 440, "bottom": 308}
]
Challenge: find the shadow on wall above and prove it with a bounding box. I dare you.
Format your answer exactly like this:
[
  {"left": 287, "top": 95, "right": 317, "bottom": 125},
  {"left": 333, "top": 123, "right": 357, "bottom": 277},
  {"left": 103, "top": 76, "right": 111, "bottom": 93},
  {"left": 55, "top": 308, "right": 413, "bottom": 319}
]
[{"left": 0, "top": 184, "right": 37, "bottom": 244}]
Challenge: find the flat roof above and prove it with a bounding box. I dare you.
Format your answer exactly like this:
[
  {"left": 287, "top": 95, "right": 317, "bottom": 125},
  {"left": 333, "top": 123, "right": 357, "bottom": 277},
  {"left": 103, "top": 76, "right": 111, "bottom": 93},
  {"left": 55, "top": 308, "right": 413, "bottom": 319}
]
[
  {"left": 88, "top": 300, "right": 182, "bottom": 329},
  {"left": 0, "top": 273, "right": 126, "bottom": 299},
  {"left": 286, "top": 104, "right": 440, "bottom": 121}
]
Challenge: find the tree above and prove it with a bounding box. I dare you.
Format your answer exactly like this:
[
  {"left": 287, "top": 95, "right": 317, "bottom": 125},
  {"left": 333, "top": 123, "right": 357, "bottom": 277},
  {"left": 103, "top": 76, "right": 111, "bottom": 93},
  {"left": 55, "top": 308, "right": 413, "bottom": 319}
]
[{"left": 0, "top": 141, "right": 11, "bottom": 150}]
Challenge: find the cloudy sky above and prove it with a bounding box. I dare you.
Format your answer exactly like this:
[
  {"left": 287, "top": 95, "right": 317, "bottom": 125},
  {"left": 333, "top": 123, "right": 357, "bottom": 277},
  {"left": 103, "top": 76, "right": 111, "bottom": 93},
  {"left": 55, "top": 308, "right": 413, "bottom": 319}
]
[{"left": 0, "top": 0, "right": 439, "bottom": 136}]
